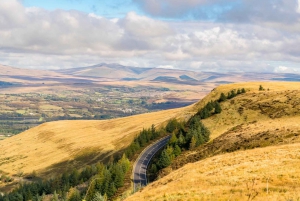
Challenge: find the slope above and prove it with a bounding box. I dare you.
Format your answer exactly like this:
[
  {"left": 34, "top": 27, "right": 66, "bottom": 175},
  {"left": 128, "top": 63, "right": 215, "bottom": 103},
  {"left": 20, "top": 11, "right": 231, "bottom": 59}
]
[
  {"left": 0, "top": 106, "right": 193, "bottom": 178},
  {"left": 125, "top": 81, "right": 300, "bottom": 200},
  {"left": 126, "top": 143, "right": 300, "bottom": 201}
]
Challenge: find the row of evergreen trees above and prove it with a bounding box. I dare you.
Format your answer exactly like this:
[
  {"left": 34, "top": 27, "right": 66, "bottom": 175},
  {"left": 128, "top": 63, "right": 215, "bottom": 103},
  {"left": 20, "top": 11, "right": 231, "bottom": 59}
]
[
  {"left": 0, "top": 155, "right": 130, "bottom": 201},
  {"left": 148, "top": 116, "right": 210, "bottom": 180},
  {"left": 218, "top": 88, "right": 246, "bottom": 102},
  {"left": 148, "top": 88, "right": 247, "bottom": 181},
  {"left": 125, "top": 125, "right": 166, "bottom": 159}
]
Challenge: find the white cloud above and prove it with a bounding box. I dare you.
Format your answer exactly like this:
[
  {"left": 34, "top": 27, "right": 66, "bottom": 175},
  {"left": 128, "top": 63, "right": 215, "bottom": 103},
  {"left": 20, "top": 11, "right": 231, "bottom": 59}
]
[
  {"left": 0, "top": 0, "right": 299, "bottom": 73},
  {"left": 274, "top": 66, "right": 299, "bottom": 73},
  {"left": 157, "top": 65, "right": 174, "bottom": 69}
]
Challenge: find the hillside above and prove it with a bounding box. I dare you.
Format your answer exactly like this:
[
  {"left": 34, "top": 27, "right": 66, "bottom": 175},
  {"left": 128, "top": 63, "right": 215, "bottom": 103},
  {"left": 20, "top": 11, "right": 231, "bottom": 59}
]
[
  {"left": 125, "top": 82, "right": 300, "bottom": 200},
  {"left": 0, "top": 106, "right": 193, "bottom": 179},
  {"left": 0, "top": 64, "right": 60, "bottom": 77},
  {"left": 126, "top": 143, "right": 300, "bottom": 200}
]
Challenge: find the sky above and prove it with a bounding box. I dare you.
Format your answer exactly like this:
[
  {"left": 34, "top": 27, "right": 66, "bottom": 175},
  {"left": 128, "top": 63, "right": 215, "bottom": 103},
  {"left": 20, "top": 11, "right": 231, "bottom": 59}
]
[{"left": 0, "top": 0, "right": 300, "bottom": 73}]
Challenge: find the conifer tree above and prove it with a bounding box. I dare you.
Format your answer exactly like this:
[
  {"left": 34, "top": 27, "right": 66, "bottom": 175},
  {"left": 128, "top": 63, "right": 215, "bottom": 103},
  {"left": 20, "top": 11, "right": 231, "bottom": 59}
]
[
  {"left": 241, "top": 88, "right": 246, "bottom": 93},
  {"left": 189, "top": 136, "right": 196, "bottom": 149},
  {"left": 68, "top": 188, "right": 81, "bottom": 201},
  {"left": 174, "top": 145, "right": 181, "bottom": 157},
  {"left": 107, "top": 182, "right": 116, "bottom": 198},
  {"left": 150, "top": 164, "right": 158, "bottom": 174},
  {"left": 114, "top": 166, "right": 124, "bottom": 188},
  {"left": 169, "top": 133, "right": 178, "bottom": 145},
  {"left": 230, "top": 90, "right": 236, "bottom": 98},
  {"left": 214, "top": 102, "right": 222, "bottom": 114},
  {"left": 158, "top": 149, "right": 171, "bottom": 168},
  {"left": 52, "top": 191, "right": 59, "bottom": 201},
  {"left": 177, "top": 132, "right": 185, "bottom": 146},
  {"left": 219, "top": 92, "right": 227, "bottom": 102}
]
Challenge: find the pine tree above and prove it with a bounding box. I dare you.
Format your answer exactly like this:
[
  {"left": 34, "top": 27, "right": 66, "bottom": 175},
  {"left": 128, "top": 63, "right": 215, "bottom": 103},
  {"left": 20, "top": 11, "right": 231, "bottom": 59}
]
[
  {"left": 158, "top": 149, "right": 171, "bottom": 168},
  {"left": 114, "top": 166, "right": 124, "bottom": 188},
  {"left": 166, "top": 119, "right": 177, "bottom": 133},
  {"left": 119, "top": 154, "right": 130, "bottom": 173},
  {"left": 169, "top": 133, "right": 178, "bottom": 145},
  {"left": 151, "top": 124, "right": 158, "bottom": 139},
  {"left": 106, "top": 182, "right": 116, "bottom": 198},
  {"left": 173, "top": 145, "right": 181, "bottom": 157},
  {"left": 177, "top": 132, "right": 185, "bottom": 146},
  {"left": 52, "top": 191, "right": 59, "bottom": 201},
  {"left": 206, "top": 101, "right": 214, "bottom": 111},
  {"left": 230, "top": 90, "right": 236, "bottom": 98},
  {"left": 214, "top": 102, "right": 222, "bottom": 114},
  {"left": 199, "top": 107, "right": 210, "bottom": 119},
  {"left": 202, "top": 126, "right": 210, "bottom": 142},
  {"left": 68, "top": 188, "right": 81, "bottom": 201},
  {"left": 218, "top": 92, "right": 227, "bottom": 102},
  {"left": 189, "top": 136, "right": 196, "bottom": 149},
  {"left": 150, "top": 164, "right": 157, "bottom": 174},
  {"left": 241, "top": 88, "right": 246, "bottom": 93},
  {"left": 92, "top": 192, "right": 107, "bottom": 201}
]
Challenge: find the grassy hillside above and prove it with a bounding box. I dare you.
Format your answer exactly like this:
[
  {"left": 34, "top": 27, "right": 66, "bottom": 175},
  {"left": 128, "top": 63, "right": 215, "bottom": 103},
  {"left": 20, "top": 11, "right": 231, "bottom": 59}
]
[
  {"left": 126, "top": 143, "right": 300, "bottom": 201},
  {"left": 0, "top": 106, "right": 192, "bottom": 179},
  {"left": 125, "top": 81, "right": 300, "bottom": 200}
]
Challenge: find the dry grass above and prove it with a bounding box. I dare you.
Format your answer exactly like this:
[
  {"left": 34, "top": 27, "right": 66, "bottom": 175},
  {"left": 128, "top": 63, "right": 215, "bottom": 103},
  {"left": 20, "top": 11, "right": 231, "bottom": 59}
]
[
  {"left": 1, "top": 81, "right": 299, "bottom": 195},
  {"left": 124, "top": 81, "right": 300, "bottom": 201},
  {"left": 0, "top": 106, "right": 192, "bottom": 178},
  {"left": 126, "top": 143, "right": 300, "bottom": 201},
  {"left": 192, "top": 82, "right": 300, "bottom": 140}
]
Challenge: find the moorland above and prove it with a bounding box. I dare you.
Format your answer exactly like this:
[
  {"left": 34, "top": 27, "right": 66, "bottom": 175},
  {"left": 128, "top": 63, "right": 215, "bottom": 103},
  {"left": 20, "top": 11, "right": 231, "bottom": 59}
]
[{"left": 1, "top": 63, "right": 300, "bottom": 200}]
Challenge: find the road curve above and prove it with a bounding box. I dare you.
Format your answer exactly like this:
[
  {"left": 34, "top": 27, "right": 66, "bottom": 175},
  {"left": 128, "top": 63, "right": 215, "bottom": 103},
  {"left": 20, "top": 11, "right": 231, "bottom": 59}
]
[{"left": 133, "top": 135, "right": 171, "bottom": 190}]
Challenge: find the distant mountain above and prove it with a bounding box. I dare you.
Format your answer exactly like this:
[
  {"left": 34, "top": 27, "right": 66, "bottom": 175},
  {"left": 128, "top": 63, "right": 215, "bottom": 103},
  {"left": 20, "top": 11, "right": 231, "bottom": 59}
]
[
  {"left": 57, "top": 63, "right": 201, "bottom": 83},
  {"left": 0, "top": 64, "right": 61, "bottom": 77},
  {"left": 57, "top": 63, "right": 300, "bottom": 84},
  {"left": 2, "top": 63, "right": 300, "bottom": 85}
]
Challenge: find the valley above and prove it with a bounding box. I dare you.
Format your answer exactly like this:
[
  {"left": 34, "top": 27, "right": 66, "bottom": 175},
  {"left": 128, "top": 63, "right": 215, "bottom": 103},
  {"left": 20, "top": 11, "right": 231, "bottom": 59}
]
[{"left": 0, "top": 64, "right": 300, "bottom": 200}]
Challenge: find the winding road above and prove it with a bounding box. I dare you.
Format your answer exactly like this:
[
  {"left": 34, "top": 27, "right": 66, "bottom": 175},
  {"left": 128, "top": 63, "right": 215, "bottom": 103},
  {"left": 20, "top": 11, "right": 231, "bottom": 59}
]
[{"left": 133, "top": 135, "right": 171, "bottom": 190}]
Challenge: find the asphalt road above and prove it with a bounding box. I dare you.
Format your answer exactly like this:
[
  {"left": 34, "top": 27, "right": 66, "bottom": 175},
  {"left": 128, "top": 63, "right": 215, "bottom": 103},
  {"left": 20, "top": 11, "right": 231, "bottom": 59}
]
[{"left": 133, "top": 135, "right": 171, "bottom": 190}]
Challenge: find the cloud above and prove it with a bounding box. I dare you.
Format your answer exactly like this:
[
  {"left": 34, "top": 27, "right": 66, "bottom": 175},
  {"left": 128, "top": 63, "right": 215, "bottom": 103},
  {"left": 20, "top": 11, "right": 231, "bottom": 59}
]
[
  {"left": 274, "top": 66, "right": 299, "bottom": 73},
  {"left": 134, "top": 0, "right": 300, "bottom": 23},
  {"left": 0, "top": 0, "right": 300, "bottom": 73}
]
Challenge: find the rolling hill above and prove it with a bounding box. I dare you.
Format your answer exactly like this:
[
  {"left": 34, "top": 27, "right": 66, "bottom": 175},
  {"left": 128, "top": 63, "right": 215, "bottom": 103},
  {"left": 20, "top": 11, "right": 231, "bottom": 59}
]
[
  {"left": 56, "top": 63, "right": 300, "bottom": 83},
  {"left": 1, "top": 81, "right": 300, "bottom": 199},
  {"left": 0, "top": 106, "right": 193, "bottom": 180},
  {"left": 125, "top": 82, "right": 300, "bottom": 200}
]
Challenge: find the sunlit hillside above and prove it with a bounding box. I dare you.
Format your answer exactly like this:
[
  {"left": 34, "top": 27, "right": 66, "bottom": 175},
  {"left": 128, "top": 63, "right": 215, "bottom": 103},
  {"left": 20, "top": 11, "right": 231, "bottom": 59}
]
[
  {"left": 0, "top": 106, "right": 192, "bottom": 178},
  {"left": 126, "top": 143, "right": 300, "bottom": 201},
  {"left": 125, "top": 81, "right": 300, "bottom": 200}
]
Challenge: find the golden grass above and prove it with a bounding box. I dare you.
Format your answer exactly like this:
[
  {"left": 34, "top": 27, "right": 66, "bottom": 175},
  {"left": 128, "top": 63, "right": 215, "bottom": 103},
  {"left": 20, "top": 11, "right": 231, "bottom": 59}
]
[
  {"left": 193, "top": 82, "right": 300, "bottom": 140},
  {"left": 0, "top": 106, "right": 192, "bottom": 177},
  {"left": 126, "top": 143, "right": 300, "bottom": 201},
  {"left": 124, "top": 81, "right": 300, "bottom": 201},
  {"left": 1, "top": 81, "right": 299, "bottom": 194}
]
